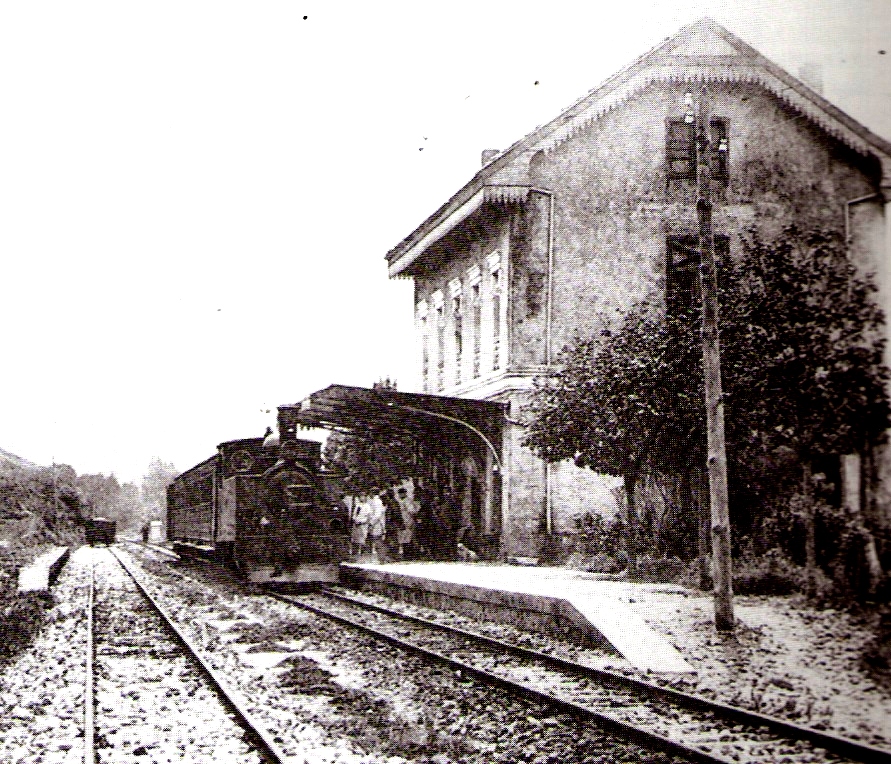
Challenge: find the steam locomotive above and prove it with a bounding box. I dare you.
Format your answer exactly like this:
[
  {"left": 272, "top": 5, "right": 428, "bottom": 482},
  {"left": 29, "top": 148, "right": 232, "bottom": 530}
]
[{"left": 166, "top": 435, "right": 348, "bottom": 584}]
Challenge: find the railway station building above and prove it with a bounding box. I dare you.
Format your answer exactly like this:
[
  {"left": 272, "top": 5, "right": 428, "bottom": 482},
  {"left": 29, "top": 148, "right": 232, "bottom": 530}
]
[{"left": 293, "top": 19, "right": 891, "bottom": 560}]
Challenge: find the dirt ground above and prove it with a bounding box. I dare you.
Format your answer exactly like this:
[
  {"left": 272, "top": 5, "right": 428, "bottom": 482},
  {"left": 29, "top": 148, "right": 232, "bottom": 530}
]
[{"left": 589, "top": 579, "right": 891, "bottom": 748}]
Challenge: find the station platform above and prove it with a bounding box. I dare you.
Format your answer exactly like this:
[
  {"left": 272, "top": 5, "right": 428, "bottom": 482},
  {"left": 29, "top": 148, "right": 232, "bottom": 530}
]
[{"left": 339, "top": 561, "right": 695, "bottom": 675}]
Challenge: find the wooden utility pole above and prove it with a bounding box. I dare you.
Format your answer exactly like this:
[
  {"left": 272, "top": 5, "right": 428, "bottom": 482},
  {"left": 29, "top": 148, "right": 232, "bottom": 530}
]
[{"left": 694, "top": 88, "right": 735, "bottom": 632}]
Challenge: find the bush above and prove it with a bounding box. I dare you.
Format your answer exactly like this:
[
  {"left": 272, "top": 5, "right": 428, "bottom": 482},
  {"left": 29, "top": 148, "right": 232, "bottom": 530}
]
[
  {"left": 538, "top": 532, "right": 572, "bottom": 564},
  {"left": 584, "top": 553, "right": 621, "bottom": 574},
  {"left": 573, "top": 512, "right": 610, "bottom": 556},
  {"left": 733, "top": 548, "right": 803, "bottom": 595},
  {"left": 630, "top": 555, "right": 687, "bottom": 583},
  {"left": 0, "top": 591, "right": 50, "bottom": 665}
]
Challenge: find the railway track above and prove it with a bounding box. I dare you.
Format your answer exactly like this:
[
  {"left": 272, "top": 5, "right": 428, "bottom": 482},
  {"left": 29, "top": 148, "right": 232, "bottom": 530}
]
[
  {"left": 268, "top": 587, "right": 891, "bottom": 764},
  {"left": 85, "top": 546, "right": 289, "bottom": 764}
]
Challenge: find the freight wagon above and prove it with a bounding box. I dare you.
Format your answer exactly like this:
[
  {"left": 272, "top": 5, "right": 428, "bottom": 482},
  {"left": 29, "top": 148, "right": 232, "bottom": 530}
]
[{"left": 86, "top": 517, "right": 117, "bottom": 546}]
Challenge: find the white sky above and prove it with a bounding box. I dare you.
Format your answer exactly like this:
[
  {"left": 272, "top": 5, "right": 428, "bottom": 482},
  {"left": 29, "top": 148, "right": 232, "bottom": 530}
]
[{"left": 1, "top": 0, "right": 889, "bottom": 482}]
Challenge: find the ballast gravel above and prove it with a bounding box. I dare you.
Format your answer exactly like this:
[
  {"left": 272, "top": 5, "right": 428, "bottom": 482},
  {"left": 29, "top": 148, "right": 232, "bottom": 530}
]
[
  {"left": 0, "top": 545, "right": 91, "bottom": 764},
  {"left": 123, "top": 545, "right": 687, "bottom": 764},
  {"left": 92, "top": 547, "right": 263, "bottom": 763},
  {"left": 10, "top": 542, "right": 887, "bottom": 763}
]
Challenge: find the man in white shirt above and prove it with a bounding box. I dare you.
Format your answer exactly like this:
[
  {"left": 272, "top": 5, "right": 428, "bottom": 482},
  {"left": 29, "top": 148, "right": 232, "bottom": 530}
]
[{"left": 368, "top": 491, "right": 387, "bottom": 560}]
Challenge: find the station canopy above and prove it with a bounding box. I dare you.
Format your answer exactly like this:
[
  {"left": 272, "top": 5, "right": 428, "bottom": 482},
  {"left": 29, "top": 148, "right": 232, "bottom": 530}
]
[{"left": 278, "top": 385, "right": 506, "bottom": 454}]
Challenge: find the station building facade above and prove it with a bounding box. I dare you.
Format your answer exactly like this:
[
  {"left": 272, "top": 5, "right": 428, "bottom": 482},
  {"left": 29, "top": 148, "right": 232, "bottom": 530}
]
[{"left": 384, "top": 19, "right": 891, "bottom": 558}]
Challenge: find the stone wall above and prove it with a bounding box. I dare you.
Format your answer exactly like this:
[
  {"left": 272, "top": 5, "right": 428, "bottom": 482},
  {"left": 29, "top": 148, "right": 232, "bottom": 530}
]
[
  {"left": 509, "top": 79, "right": 880, "bottom": 552},
  {"left": 509, "top": 190, "right": 551, "bottom": 368},
  {"left": 500, "top": 403, "right": 546, "bottom": 557},
  {"left": 530, "top": 81, "right": 878, "bottom": 361},
  {"left": 402, "top": 78, "right": 885, "bottom": 558}
]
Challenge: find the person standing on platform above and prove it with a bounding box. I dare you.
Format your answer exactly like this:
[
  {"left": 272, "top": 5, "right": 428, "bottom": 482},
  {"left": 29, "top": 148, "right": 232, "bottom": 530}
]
[
  {"left": 350, "top": 495, "right": 371, "bottom": 557},
  {"left": 393, "top": 478, "right": 419, "bottom": 558},
  {"left": 368, "top": 491, "right": 387, "bottom": 561}
]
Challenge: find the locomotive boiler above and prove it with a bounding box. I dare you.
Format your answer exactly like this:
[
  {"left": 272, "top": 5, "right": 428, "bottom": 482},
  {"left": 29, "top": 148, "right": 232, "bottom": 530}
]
[{"left": 166, "top": 435, "right": 348, "bottom": 584}]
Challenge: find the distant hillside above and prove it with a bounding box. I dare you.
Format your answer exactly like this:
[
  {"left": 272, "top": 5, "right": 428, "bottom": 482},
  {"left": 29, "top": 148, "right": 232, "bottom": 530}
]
[{"left": 0, "top": 447, "right": 36, "bottom": 471}]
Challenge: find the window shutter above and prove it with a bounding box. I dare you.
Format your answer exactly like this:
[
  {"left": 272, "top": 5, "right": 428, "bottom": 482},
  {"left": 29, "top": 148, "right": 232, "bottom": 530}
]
[{"left": 666, "top": 119, "right": 696, "bottom": 179}]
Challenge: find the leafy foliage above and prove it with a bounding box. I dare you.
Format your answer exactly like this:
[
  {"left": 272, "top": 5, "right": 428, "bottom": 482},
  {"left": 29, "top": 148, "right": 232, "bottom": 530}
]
[
  {"left": 0, "top": 463, "right": 87, "bottom": 666},
  {"left": 724, "top": 227, "right": 889, "bottom": 465},
  {"left": 73, "top": 460, "right": 174, "bottom": 536},
  {"left": 525, "top": 226, "right": 890, "bottom": 574},
  {"left": 0, "top": 455, "right": 179, "bottom": 667},
  {"left": 323, "top": 429, "right": 415, "bottom": 496},
  {"left": 140, "top": 456, "right": 178, "bottom": 531},
  {"left": 524, "top": 299, "right": 706, "bottom": 480},
  {"left": 0, "top": 464, "right": 85, "bottom": 546}
]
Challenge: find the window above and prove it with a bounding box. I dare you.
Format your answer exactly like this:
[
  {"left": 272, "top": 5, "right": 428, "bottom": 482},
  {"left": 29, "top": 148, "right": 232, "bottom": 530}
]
[
  {"left": 471, "top": 283, "right": 481, "bottom": 377},
  {"left": 666, "top": 235, "right": 729, "bottom": 316},
  {"left": 710, "top": 118, "right": 729, "bottom": 182},
  {"left": 486, "top": 251, "right": 504, "bottom": 372},
  {"left": 452, "top": 295, "right": 463, "bottom": 384},
  {"left": 421, "top": 316, "right": 429, "bottom": 390},
  {"left": 666, "top": 117, "right": 729, "bottom": 182},
  {"left": 417, "top": 301, "right": 429, "bottom": 392},
  {"left": 468, "top": 265, "right": 482, "bottom": 379},
  {"left": 432, "top": 290, "right": 445, "bottom": 391},
  {"left": 666, "top": 118, "right": 696, "bottom": 179},
  {"left": 449, "top": 279, "right": 463, "bottom": 385},
  {"left": 492, "top": 291, "right": 502, "bottom": 370}
]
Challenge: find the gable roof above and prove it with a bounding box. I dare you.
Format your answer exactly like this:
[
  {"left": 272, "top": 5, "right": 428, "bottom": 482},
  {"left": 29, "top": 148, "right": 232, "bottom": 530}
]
[{"left": 387, "top": 18, "right": 891, "bottom": 278}]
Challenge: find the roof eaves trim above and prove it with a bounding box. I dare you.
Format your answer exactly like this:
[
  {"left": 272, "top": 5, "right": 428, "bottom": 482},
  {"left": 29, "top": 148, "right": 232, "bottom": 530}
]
[
  {"left": 387, "top": 188, "right": 484, "bottom": 278},
  {"left": 534, "top": 63, "right": 891, "bottom": 160},
  {"left": 387, "top": 185, "right": 532, "bottom": 278}
]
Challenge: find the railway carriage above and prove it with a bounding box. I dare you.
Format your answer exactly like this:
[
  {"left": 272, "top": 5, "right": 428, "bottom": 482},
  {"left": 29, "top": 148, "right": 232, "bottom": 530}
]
[{"left": 166, "top": 436, "right": 348, "bottom": 584}]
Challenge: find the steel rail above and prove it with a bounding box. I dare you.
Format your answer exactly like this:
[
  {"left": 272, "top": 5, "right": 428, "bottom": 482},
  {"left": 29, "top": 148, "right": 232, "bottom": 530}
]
[
  {"left": 314, "top": 587, "right": 891, "bottom": 764},
  {"left": 84, "top": 550, "right": 96, "bottom": 764},
  {"left": 124, "top": 539, "right": 181, "bottom": 559},
  {"left": 106, "top": 548, "right": 289, "bottom": 764},
  {"left": 270, "top": 591, "right": 736, "bottom": 764}
]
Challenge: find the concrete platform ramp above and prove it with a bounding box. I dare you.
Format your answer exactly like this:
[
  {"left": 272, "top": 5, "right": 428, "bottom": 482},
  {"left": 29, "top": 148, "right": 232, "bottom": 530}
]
[{"left": 340, "top": 562, "right": 694, "bottom": 675}]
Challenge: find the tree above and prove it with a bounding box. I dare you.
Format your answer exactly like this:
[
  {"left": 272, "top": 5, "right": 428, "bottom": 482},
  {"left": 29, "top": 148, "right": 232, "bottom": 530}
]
[
  {"left": 75, "top": 473, "right": 123, "bottom": 520},
  {"left": 140, "top": 457, "right": 179, "bottom": 534},
  {"left": 322, "top": 378, "right": 418, "bottom": 496},
  {"left": 524, "top": 299, "right": 706, "bottom": 535},
  {"left": 525, "top": 226, "right": 890, "bottom": 593},
  {"left": 725, "top": 227, "right": 889, "bottom": 593}
]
